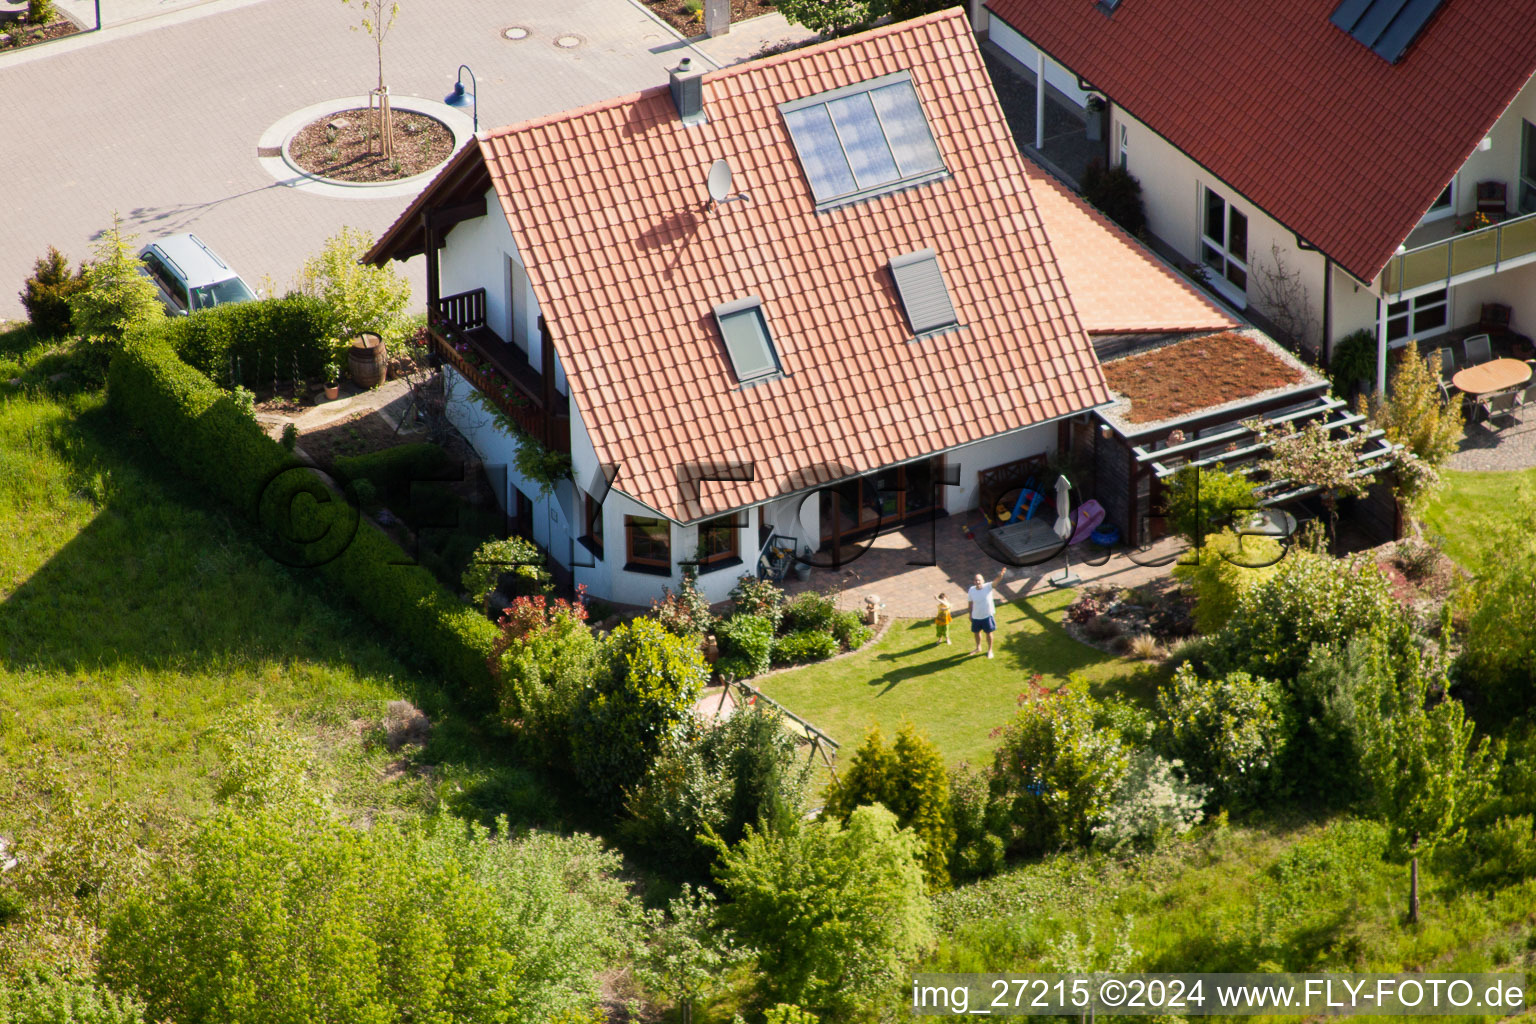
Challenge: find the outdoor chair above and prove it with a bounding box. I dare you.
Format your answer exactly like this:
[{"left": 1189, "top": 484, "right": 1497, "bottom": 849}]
[
  {"left": 1429, "top": 346, "right": 1456, "bottom": 381},
  {"left": 1436, "top": 380, "right": 1456, "bottom": 406},
  {"left": 1475, "top": 389, "right": 1519, "bottom": 426},
  {"left": 1519, "top": 384, "right": 1536, "bottom": 419},
  {"left": 1462, "top": 334, "right": 1493, "bottom": 367}
]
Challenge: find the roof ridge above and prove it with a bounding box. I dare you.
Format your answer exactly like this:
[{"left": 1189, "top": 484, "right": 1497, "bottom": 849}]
[{"left": 474, "top": 9, "right": 967, "bottom": 144}]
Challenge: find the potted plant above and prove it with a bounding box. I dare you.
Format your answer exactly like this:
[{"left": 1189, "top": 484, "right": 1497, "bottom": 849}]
[{"left": 323, "top": 360, "right": 341, "bottom": 400}]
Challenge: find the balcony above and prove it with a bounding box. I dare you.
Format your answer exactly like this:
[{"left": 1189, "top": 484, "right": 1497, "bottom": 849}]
[
  {"left": 429, "top": 288, "right": 571, "bottom": 453},
  {"left": 1382, "top": 209, "right": 1536, "bottom": 295}
]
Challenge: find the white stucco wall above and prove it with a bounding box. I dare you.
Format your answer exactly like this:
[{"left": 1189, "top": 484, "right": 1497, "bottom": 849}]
[
  {"left": 986, "top": 19, "right": 1091, "bottom": 108},
  {"left": 1444, "top": 75, "right": 1536, "bottom": 219},
  {"left": 942, "top": 422, "right": 1058, "bottom": 514},
  {"left": 1331, "top": 263, "right": 1382, "bottom": 340}
]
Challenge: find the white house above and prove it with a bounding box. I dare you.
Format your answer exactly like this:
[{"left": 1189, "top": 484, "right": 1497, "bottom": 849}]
[
  {"left": 365, "top": 9, "right": 1239, "bottom": 606},
  {"left": 977, "top": 0, "right": 1536, "bottom": 392}
]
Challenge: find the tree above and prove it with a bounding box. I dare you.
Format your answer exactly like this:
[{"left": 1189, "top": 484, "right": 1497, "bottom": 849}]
[
  {"left": 101, "top": 806, "right": 634, "bottom": 1024},
  {"left": 572, "top": 617, "right": 708, "bottom": 813},
  {"left": 987, "top": 689, "right": 1130, "bottom": 855},
  {"left": 1154, "top": 664, "right": 1289, "bottom": 806},
  {"left": 1171, "top": 528, "right": 1282, "bottom": 634},
  {"left": 634, "top": 885, "right": 749, "bottom": 1024},
  {"left": 69, "top": 215, "right": 164, "bottom": 343},
  {"left": 1361, "top": 667, "right": 1493, "bottom": 924},
  {"left": 1250, "top": 242, "right": 1319, "bottom": 353},
  {"left": 20, "top": 246, "right": 86, "bottom": 338},
  {"left": 823, "top": 723, "right": 955, "bottom": 891},
  {"left": 295, "top": 226, "right": 411, "bottom": 343},
  {"left": 712, "top": 805, "right": 934, "bottom": 1019},
  {"left": 1365, "top": 341, "right": 1464, "bottom": 520},
  {"left": 1081, "top": 159, "right": 1147, "bottom": 236},
  {"left": 1163, "top": 465, "right": 1257, "bottom": 546},
  {"left": 0, "top": 970, "right": 143, "bottom": 1024},
  {"left": 775, "top": 0, "right": 881, "bottom": 35},
  {"left": 1249, "top": 416, "right": 1373, "bottom": 540},
  {"left": 341, "top": 0, "right": 400, "bottom": 155}
]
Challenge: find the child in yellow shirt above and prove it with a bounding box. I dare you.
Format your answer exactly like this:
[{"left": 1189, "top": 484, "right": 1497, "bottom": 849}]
[{"left": 935, "top": 593, "right": 953, "bottom": 645}]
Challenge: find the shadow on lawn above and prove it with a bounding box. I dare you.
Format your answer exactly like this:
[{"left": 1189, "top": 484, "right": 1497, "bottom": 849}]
[{"left": 0, "top": 401, "right": 573, "bottom": 832}]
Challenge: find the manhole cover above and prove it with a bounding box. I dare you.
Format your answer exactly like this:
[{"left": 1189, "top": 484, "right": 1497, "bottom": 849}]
[
  {"left": 554, "top": 34, "right": 582, "bottom": 48},
  {"left": 503, "top": 25, "right": 528, "bottom": 39}
]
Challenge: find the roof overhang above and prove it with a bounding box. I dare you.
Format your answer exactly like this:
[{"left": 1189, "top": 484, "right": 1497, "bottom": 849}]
[{"left": 363, "top": 141, "right": 494, "bottom": 265}]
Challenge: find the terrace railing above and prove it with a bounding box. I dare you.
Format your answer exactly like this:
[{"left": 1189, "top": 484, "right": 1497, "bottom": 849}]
[{"left": 1382, "top": 209, "right": 1536, "bottom": 296}]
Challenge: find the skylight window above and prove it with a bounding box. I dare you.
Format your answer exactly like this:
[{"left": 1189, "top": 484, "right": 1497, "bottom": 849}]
[
  {"left": 713, "top": 296, "right": 783, "bottom": 385},
  {"left": 888, "top": 248, "right": 958, "bottom": 337},
  {"left": 1330, "top": 0, "right": 1446, "bottom": 63},
  {"left": 781, "top": 71, "right": 946, "bottom": 208}
]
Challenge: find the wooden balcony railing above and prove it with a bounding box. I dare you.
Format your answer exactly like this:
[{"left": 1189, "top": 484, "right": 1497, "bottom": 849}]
[{"left": 430, "top": 288, "right": 571, "bottom": 453}]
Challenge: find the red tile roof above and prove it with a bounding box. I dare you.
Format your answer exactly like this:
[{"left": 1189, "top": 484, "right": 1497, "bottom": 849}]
[
  {"left": 1020, "top": 159, "right": 1235, "bottom": 334},
  {"left": 985, "top": 0, "right": 1536, "bottom": 283},
  {"left": 372, "top": 11, "right": 1238, "bottom": 523}
]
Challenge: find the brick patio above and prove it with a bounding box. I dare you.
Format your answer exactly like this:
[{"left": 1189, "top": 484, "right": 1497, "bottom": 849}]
[{"left": 782, "top": 513, "right": 1179, "bottom": 619}]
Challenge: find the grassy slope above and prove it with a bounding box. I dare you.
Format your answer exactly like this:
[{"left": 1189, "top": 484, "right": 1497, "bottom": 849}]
[
  {"left": 0, "top": 361, "right": 548, "bottom": 830},
  {"left": 1421, "top": 467, "right": 1536, "bottom": 569},
  {"left": 755, "top": 588, "right": 1168, "bottom": 769}
]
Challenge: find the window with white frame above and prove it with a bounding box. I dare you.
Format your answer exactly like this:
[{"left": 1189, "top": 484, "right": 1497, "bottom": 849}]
[
  {"left": 1117, "top": 123, "right": 1128, "bottom": 169},
  {"left": 1201, "top": 186, "right": 1248, "bottom": 305},
  {"left": 1379, "top": 287, "right": 1450, "bottom": 344},
  {"left": 1521, "top": 119, "right": 1536, "bottom": 215}
]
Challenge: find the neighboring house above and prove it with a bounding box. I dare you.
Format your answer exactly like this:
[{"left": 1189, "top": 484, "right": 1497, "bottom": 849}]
[
  {"left": 977, "top": 0, "right": 1536, "bottom": 392},
  {"left": 365, "top": 10, "right": 1274, "bottom": 605}
]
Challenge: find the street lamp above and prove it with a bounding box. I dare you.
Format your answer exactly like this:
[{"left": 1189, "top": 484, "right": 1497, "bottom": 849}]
[{"left": 445, "top": 64, "right": 478, "bottom": 133}]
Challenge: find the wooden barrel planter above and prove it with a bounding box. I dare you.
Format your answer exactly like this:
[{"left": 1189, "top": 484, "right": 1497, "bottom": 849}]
[{"left": 348, "top": 332, "right": 387, "bottom": 388}]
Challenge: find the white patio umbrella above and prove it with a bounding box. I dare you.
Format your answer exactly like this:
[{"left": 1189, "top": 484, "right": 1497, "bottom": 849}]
[{"left": 1051, "top": 475, "right": 1081, "bottom": 587}]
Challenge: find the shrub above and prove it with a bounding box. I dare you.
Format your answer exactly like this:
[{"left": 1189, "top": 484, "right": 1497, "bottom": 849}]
[
  {"left": 107, "top": 342, "right": 499, "bottom": 706},
  {"left": 781, "top": 590, "right": 838, "bottom": 634},
  {"left": 830, "top": 609, "right": 872, "bottom": 650},
  {"left": 461, "top": 535, "right": 552, "bottom": 603},
  {"left": 19, "top": 246, "right": 86, "bottom": 338},
  {"left": 1154, "top": 663, "right": 1289, "bottom": 806},
  {"left": 1455, "top": 498, "right": 1536, "bottom": 713},
  {"left": 1209, "top": 548, "right": 1414, "bottom": 684},
  {"left": 279, "top": 422, "right": 298, "bottom": 451},
  {"left": 572, "top": 617, "right": 707, "bottom": 813},
  {"left": 1090, "top": 751, "right": 1207, "bottom": 852},
  {"left": 149, "top": 294, "right": 338, "bottom": 385},
  {"left": 947, "top": 764, "right": 1006, "bottom": 882},
  {"left": 728, "top": 573, "right": 785, "bottom": 630},
  {"left": 70, "top": 215, "right": 164, "bottom": 343},
  {"left": 823, "top": 723, "right": 955, "bottom": 891},
  {"left": 623, "top": 705, "right": 809, "bottom": 877},
  {"left": 712, "top": 806, "right": 934, "bottom": 1020},
  {"left": 1172, "top": 529, "right": 1282, "bottom": 634},
  {"left": 774, "top": 0, "right": 877, "bottom": 34},
  {"left": 1283, "top": 637, "right": 1393, "bottom": 806},
  {"left": 715, "top": 613, "right": 774, "bottom": 677},
  {"left": 490, "top": 596, "right": 596, "bottom": 764},
  {"left": 771, "top": 629, "right": 838, "bottom": 666},
  {"left": 652, "top": 569, "right": 714, "bottom": 638},
  {"left": 1124, "top": 633, "right": 1162, "bottom": 660},
  {"left": 26, "top": 0, "right": 54, "bottom": 23},
  {"left": 334, "top": 440, "right": 455, "bottom": 493},
  {"left": 1367, "top": 340, "right": 1462, "bottom": 517},
  {"left": 295, "top": 226, "right": 411, "bottom": 343},
  {"left": 0, "top": 970, "right": 143, "bottom": 1024},
  {"left": 987, "top": 689, "right": 1130, "bottom": 855},
  {"left": 1164, "top": 465, "right": 1257, "bottom": 545},
  {"left": 101, "top": 807, "right": 633, "bottom": 1024},
  {"left": 1328, "top": 328, "right": 1376, "bottom": 399},
  {"left": 713, "top": 653, "right": 756, "bottom": 682},
  {"left": 1081, "top": 159, "right": 1147, "bottom": 235}
]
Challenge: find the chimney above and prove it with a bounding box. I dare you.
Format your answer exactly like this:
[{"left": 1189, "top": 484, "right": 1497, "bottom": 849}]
[{"left": 669, "top": 57, "right": 707, "bottom": 126}]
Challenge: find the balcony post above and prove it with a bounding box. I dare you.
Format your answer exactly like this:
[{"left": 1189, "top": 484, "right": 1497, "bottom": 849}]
[
  {"left": 539, "top": 316, "right": 557, "bottom": 448},
  {"left": 1375, "top": 304, "right": 1390, "bottom": 396}
]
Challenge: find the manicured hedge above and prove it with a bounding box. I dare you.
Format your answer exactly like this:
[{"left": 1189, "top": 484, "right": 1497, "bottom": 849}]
[
  {"left": 145, "top": 295, "right": 337, "bottom": 385},
  {"left": 109, "top": 341, "right": 498, "bottom": 705},
  {"left": 335, "top": 443, "right": 457, "bottom": 494}
]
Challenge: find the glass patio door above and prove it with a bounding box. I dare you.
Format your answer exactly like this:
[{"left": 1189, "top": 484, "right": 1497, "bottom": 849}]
[{"left": 1201, "top": 186, "right": 1248, "bottom": 307}]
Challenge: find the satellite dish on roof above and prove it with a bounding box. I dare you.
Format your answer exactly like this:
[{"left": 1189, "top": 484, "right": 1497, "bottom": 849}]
[{"left": 707, "top": 159, "right": 734, "bottom": 204}]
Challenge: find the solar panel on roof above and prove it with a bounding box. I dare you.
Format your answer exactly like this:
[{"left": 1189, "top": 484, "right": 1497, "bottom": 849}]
[
  {"left": 1329, "top": 0, "right": 1445, "bottom": 63},
  {"left": 780, "top": 71, "right": 947, "bottom": 208}
]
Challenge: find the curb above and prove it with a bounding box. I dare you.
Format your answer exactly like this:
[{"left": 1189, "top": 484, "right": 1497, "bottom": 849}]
[{"left": 255, "top": 95, "right": 475, "bottom": 201}]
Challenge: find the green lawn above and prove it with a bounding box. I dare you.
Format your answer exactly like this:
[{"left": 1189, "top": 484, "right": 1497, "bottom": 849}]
[
  {"left": 0, "top": 373, "right": 549, "bottom": 833},
  {"left": 755, "top": 588, "right": 1167, "bottom": 769},
  {"left": 1422, "top": 467, "right": 1536, "bottom": 569}
]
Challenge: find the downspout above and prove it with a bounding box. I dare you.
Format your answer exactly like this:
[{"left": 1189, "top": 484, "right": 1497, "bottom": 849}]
[{"left": 1321, "top": 256, "right": 1333, "bottom": 371}]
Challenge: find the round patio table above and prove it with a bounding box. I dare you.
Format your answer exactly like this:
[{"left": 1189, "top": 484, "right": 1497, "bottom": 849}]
[{"left": 1453, "top": 358, "right": 1531, "bottom": 396}]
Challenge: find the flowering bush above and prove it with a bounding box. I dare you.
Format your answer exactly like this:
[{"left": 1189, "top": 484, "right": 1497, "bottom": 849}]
[
  {"left": 1209, "top": 549, "right": 1414, "bottom": 684},
  {"left": 1154, "top": 663, "right": 1290, "bottom": 806},
  {"left": 1091, "top": 751, "right": 1206, "bottom": 852},
  {"left": 728, "top": 574, "right": 786, "bottom": 630},
  {"left": 488, "top": 594, "right": 594, "bottom": 762},
  {"left": 652, "top": 570, "right": 713, "bottom": 638}
]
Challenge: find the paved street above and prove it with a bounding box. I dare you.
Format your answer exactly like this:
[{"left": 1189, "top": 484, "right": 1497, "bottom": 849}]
[{"left": 0, "top": 0, "right": 707, "bottom": 320}]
